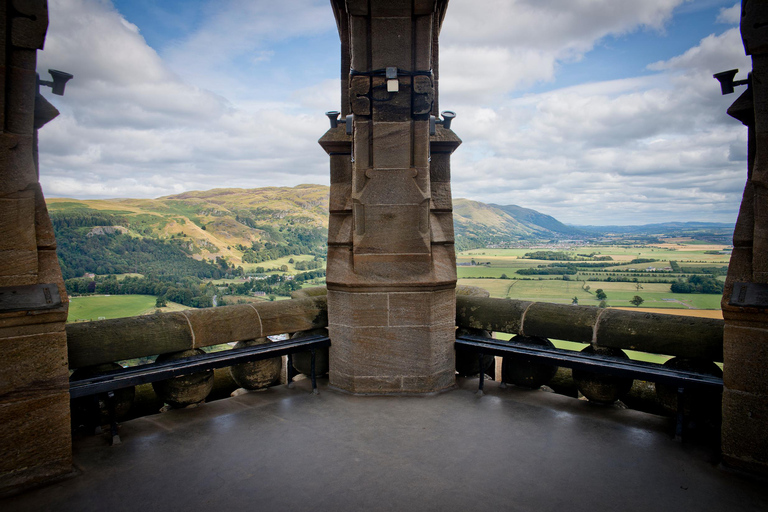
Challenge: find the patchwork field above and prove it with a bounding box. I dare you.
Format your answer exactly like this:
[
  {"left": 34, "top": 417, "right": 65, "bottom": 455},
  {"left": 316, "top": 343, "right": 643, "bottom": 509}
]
[{"left": 457, "top": 244, "right": 728, "bottom": 310}]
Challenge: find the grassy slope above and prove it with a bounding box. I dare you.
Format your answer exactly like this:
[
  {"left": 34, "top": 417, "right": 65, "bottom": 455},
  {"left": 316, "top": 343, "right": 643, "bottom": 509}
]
[
  {"left": 48, "top": 185, "right": 330, "bottom": 266},
  {"left": 68, "top": 295, "right": 188, "bottom": 322}
]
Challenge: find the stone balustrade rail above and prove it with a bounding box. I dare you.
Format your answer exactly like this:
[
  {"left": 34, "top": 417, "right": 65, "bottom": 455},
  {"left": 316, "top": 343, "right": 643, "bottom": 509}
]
[
  {"left": 456, "top": 296, "right": 723, "bottom": 361},
  {"left": 67, "top": 297, "right": 328, "bottom": 369}
]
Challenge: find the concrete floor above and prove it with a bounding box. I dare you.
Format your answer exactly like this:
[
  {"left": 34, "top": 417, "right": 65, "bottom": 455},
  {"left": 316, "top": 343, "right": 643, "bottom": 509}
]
[{"left": 3, "top": 378, "right": 767, "bottom": 512}]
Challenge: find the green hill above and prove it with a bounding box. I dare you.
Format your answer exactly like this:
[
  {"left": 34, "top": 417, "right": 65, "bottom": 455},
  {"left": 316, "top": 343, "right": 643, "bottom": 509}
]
[{"left": 47, "top": 184, "right": 589, "bottom": 276}]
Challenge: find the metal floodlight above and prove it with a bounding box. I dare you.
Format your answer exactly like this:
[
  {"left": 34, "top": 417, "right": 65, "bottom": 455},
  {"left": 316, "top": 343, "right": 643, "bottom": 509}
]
[
  {"left": 325, "top": 111, "right": 353, "bottom": 135},
  {"left": 38, "top": 69, "right": 74, "bottom": 96},
  {"left": 325, "top": 111, "right": 341, "bottom": 128},
  {"left": 430, "top": 110, "right": 457, "bottom": 135},
  {"left": 441, "top": 111, "right": 456, "bottom": 130},
  {"left": 713, "top": 69, "right": 748, "bottom": 95}
]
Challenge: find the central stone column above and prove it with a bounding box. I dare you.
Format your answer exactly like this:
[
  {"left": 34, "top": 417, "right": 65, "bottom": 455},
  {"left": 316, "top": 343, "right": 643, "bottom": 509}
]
[{"left": 320, "top": 0, "right": 459, "bottom": 394}]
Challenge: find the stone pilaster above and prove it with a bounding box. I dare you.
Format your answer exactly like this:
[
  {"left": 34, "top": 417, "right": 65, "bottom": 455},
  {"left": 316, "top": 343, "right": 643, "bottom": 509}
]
[
  {"left": 720, "top": 0, "right": 768, "bottom": 475},
  {"left": 0, "top": 0, "right": 73, "bottom": 495},
  {"left": 321, "top": 0, "right": 458, "bottom": 393}
]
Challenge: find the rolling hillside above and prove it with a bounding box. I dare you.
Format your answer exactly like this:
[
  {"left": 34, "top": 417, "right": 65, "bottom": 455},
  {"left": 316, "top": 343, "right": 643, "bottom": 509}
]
[{"left": 48, "top": 184, "right": 586, "bottom": 270}]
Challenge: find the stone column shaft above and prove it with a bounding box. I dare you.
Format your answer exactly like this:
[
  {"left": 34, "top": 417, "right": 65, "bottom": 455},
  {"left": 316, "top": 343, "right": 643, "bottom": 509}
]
[
  {"left": 321, "top": 0, "right": 459, "bottom": 394},
  {"left": 0, "top": 0, "right": 73, "bottom": 495},
  {"left": 721, "top": 0, "right": 768, "bottom": 474}
]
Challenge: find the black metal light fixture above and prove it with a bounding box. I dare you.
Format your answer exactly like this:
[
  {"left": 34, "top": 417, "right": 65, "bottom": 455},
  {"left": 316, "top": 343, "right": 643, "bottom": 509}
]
[
  {"left": 38, "top": 69, "right": 74, "bottom": 96},
  {"left": 325, "top": 111, "right": 353, "bottom": 135},
  {"left": 430, "top": 110, "right": 456, "bottom": 135},
  {"left": 713, "top": 69, "right": 749, "bottom": 95}
]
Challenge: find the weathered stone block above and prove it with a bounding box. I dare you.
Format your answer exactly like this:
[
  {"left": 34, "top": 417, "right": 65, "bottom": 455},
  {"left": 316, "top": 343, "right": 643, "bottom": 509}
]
[
  {"left": 722, "top": 388, "right": 768, "bottom": 472},
  {"left": 430, "top": 212, "right": 454, "bottom": 243},
  {"left": 402, "top": 369, "right": 454, "bottom": 393},
  {"left": 4, "top": 65, "right": 37, "bottom": 135},
  {"left": 253, "top": 297, "right": 328, "bottom": 337},
  {"left": 330, "top": 182, "right": 352, "bottom": 211},
  {"left": 414, "top": 0, "right": 437, "bottom": 16},
  {"left": 328, "top": 212, "right": 353, "bottom": 245},
  {"left": 752, "top": 189, "right": 768, "bottom": 279},
  {"left": 346, "top": 0, "right": 368, "bottom": 16},
  {"left": 596, "top": 309, "right": 723, "bottom": 360},
  {"left": 724, "top": 323, "right": 768, "bottom": 394},
  {"left": 0, "top": 133, "right": 37, "bottom": 195},
  {"left": 37, "top": 249, "right": 68, "bottom": 308},
  {"left": 67, "top": 313, "right": 193, "bottom": 368},
  {"left": 0, "top": 308, "right": 67, "bottom": 329},
  {"left": 152, "top": 349, "right": 213, "bottom": 407},
  {"left": 456, "top": 295, "right": 531, "bottom": 334},
  {"left": 372, "top": 122, "right": 411, "bottom": 169},
  {"left": 0, "top": 392, "right": 72, "bottom": 494},
  {"left": 330, "top": 155, "right": 352, "bottom": 184},
  {"left": 0, "top": 249, "right": 38, "bottom": 278},
  {"left": 370, "top": 0, "right": 412, "bottom": 17},
  {"left": 33, "top": 184, "right": 57, "bottom": 250},
  {"left": 0, "top": 330, "right": 68, "bottom": 399},
  {"left": 359, "top": 168, "right": 427, "bottom": 205},
  {"left": 430, "top": 181, "right": 452, "bottom": 211},
  {"left": 326, "top": 245, "right": 354, "bottom": 285},
  {"left": 328, "top": 290, "right": 389, "bottom": 328},
  {"left": 0, "top": 195, "right": 36, "bottom": 251},
  {"left": 388, "top": 288, "right": 454, "bottom": 327},
  {"left": 349, "top": 15, "right": 369, "bottom": 71},
  {"left": 413, "top": 14, "right": 434, "bottom": 71},
  {"left": 353, "top": 119, "right": 371, "bottom": 170},
  {"left": 371, "top": 17, "right": 412, "bottom": 71},
  {"left": 524, "top": 303, "right": 599, "bottom": 343},
  {"left": 350, "top": 75, "right": 371, "bottom": 116},
  {"left": 329, "top": 324, "right": 453, "bottom": 385},
  {"left": 10, "top": 0, "right": 49, "bottom": 50},
  {"left": 183, "top": 304, "right": 261, "bottom": 347},
  {"left": 372, "top": 77, "right": 411, "bottom": 122},
  {"left": 352, "top": 255, "right": 433, "bottom": 282},
  {"left": 431, "top": 243, "right": 457, "bottom": 283},
  {"left": 229, "top": 338, "right": 281, "bottom": 390},
  {"left": 430, "top": 153, "right": 451, "bottom": 182},
  {"left": 413, "top": 120, "right": 430, "bottom": 167},
  {"left": 733, "top": 181, "right": 754, "bottom": 246},
  {"left": 353, "top": 204, "right": 430, "bottom": 254}
]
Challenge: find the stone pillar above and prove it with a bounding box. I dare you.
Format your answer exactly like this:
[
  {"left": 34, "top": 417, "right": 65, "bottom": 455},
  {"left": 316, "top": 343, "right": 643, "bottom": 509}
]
[
  {"left": 0, "top": 0, "right": 73, "bottom": 495},
  {"left": 720, "top": 0, "right": 768, "bottom": 475},
  {"left": 320, "top": 0, "right": 459, "bottom": 394}
]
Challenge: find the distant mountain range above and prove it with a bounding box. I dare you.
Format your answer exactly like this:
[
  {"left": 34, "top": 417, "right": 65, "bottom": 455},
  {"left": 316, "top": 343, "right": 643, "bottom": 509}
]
[{"left": 47, "top": 184, "right": 733, "bottom": 269}]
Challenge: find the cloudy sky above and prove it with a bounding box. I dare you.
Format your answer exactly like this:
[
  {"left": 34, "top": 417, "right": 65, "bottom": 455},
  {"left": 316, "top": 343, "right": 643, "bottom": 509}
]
[{"left": 36, "top": 0, "right": 751, "bottom": 225}]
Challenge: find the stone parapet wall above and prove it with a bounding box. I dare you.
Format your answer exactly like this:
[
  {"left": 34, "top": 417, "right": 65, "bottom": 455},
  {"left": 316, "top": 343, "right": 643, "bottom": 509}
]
[
  {"left": 457, "top": 296, "right": 724, "bottom": 361},
  {"left": 66, "top": 297, "right": 328, "bottom": 369}
]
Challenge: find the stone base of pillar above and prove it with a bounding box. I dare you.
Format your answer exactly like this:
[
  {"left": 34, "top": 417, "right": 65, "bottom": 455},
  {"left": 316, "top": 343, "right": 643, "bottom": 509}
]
[
  {"left": 721, "top": 320, "right": 768, "bottom": 474},
  {"left": 328, "top": 288, "right": 456, "bottom": 394},
  {"left": 0, "top": 314, "right": 73, "bottom": 496}
]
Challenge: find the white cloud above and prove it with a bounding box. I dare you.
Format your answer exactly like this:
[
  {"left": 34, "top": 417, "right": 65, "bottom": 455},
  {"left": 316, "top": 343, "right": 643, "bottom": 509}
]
[
  {"left": 37, "top": 0, "right": 333, "bottom": 200},
  {"left": 35, "top": 0, "right": 751, "bottom": 225},
  {"left": 440, "top": 0, "right": 687, "bottom": 103},
  {"left": 717, "top": 2, "right": 741, "bottom": 24},
  {"left": 447, "top": 24, "right": 751, "bottom": 224}
]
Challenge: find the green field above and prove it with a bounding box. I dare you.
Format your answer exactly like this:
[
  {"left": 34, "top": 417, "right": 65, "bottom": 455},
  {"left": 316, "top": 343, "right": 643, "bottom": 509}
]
[
  {"left": 456, "top": 245, "right": 727, "bottom": 309},
  {"left": 68, "top": 295, "right": 188, "bottom": 322}
]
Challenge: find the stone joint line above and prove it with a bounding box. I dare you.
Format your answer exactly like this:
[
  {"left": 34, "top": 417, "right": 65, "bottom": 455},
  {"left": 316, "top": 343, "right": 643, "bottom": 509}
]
[
  {"left": 592, "top": 308, "right": 608, "bottom": 345},
  {"left": 519, "top": 302, "right": 535, "bottom": 337},
  {"left": 247, "top": 304, "right": 264, "bottom": 338},
  {"left": 180, "top": 310, "right": 197, "bottom": 348}
]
